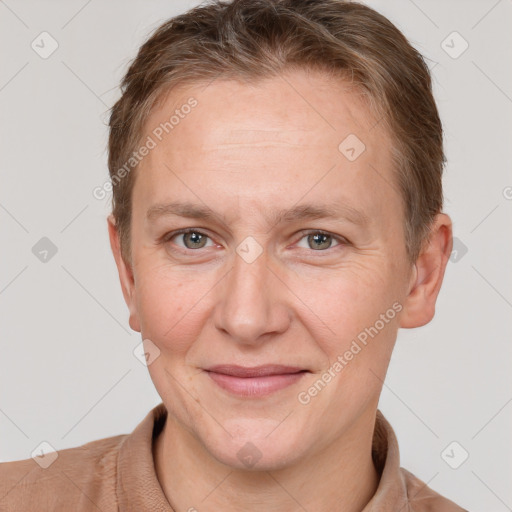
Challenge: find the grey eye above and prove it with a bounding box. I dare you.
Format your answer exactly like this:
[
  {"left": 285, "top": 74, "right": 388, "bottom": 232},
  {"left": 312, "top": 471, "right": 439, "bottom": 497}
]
[
  {"left": 182, "top": 231, "right": 208, "bottom": 249},
  {"left": 170, "top": 230, "right": 213, "bottom": 250},
  {"left": 308, "top": 232, "right": 333, "bottom": 250},
  {"left": 296, "top": 231, "right": 340, "bottom": 251}
]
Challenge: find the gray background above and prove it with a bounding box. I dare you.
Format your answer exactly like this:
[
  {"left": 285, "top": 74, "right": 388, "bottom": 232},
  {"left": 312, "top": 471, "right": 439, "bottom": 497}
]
[{"left": 1, "top": 0, "right": 511, "bottom": 510}]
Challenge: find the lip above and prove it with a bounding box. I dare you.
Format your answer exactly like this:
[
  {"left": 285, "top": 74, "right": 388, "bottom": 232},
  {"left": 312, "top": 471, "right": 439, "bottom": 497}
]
[
  {"left": 206, "top": 364, "right": 306, "bottom": 377},
  {"left": 205, "top": 365, "right": 308, "bottom": 397}
]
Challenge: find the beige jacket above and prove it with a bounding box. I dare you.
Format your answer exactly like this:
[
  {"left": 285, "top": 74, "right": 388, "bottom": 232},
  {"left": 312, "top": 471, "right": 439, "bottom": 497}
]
[{"left": 0, "top": 403, "right": 468, "bottom": 511}]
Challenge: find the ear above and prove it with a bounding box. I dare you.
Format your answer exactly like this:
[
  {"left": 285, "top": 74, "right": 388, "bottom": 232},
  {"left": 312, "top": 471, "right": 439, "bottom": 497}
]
[
  {"left": 107, "top": 215, "right": 141, "bottom": 332},
  {"left": 399, "top": 213, "right": 453, "bottom": 328}
]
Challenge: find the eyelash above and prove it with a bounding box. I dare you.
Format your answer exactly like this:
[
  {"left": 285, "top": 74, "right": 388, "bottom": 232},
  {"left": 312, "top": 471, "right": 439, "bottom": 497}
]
[{"left": 161, "top": 228, "right": 349, "bottom": 255}]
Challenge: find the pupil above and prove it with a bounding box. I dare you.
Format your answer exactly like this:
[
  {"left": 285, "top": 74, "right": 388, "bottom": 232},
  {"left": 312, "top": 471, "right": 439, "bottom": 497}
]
[
  {"left": 187, "top": 232, "right": 204, "bottom": 247},
  {"left": 310, "top": 233, "right": 330, "bottom": 249}
]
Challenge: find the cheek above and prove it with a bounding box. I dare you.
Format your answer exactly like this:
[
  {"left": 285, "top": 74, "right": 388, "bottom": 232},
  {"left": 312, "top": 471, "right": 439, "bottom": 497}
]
[
  {"left": 300, "top": 267, "right": 400, "bottom": 410},
  {"left": 294, "top": 262, "right": 400, "bottom": 345},
  {"left": 134, "top": 264, "right": 212, "bottom": 354}
]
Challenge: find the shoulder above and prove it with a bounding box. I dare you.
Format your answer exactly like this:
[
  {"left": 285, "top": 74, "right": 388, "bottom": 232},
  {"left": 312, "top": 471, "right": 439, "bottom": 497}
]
[
  {"left": 400, "top": 467, "right": 469, "bottom": 511},
  {"left": 0, "top": 433, "right": 127, "bottom": 511}
]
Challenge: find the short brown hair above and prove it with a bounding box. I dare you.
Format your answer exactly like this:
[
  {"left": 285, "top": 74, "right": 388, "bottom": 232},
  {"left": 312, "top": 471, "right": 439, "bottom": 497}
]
[{"left": 108, "top": 0, "right": 445, "bottom": 264}]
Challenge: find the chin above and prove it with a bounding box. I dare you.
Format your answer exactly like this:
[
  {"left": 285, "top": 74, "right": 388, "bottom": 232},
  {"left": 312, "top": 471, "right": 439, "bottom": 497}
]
[
  {"left": 211, "top": 443, "right": 301, "bottom": 472},
  {"left": 201, "top": 422, "right": 305, "bottom": 471}
]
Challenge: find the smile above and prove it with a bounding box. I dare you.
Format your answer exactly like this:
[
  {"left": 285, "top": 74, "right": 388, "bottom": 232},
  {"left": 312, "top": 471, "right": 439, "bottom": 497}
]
[{"left": 204, "top": 365, "right": 309, "bottom": 398}]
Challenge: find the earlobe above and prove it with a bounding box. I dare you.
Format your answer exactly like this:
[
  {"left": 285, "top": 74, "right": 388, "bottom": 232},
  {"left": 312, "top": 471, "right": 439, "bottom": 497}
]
[
  {"left": 399, "top": 214, "right": 453, "bottom": 329},
  {"left": 107, "top": 215, "right": 141, "bottom": 332}
]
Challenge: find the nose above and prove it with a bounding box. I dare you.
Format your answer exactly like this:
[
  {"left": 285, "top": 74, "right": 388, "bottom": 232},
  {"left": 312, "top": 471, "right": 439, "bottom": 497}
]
[{"left": 213, "top": 245, "right": 291, "bottom": 346}]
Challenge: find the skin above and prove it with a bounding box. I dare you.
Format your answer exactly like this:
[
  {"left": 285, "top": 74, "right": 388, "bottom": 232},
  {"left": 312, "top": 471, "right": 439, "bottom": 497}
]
[{"left": 108, "top": 69, "right": 452, "bottom": 512}]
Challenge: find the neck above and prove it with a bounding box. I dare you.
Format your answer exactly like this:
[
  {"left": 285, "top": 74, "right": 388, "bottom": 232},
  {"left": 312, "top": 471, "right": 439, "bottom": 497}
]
[{"left": 153, "top": 409, "right": 381, "bottom": 512}]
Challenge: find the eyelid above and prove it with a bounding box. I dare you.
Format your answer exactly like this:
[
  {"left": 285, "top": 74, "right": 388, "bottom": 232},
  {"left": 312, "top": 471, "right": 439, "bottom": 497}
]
[
  {"left": 295, "top": 229, "right": 349, "bottom": 247},
  {"left": 161, "top": 227, "right": 349, "bottom": 254},
  {"left": 161, "top": 227, "right": 215, "bottom": 247}
]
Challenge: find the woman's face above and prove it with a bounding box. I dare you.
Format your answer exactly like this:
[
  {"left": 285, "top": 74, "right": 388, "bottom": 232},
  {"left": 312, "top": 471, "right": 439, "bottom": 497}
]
[{"left": 112, "top": 70, "right": 418, "bottom": 469}]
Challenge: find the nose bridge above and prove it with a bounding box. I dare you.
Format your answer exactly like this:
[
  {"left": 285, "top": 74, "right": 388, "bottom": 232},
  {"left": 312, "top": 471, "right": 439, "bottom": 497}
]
[{"left": 214, "top": 245, "right": 288, "bottom": 344}]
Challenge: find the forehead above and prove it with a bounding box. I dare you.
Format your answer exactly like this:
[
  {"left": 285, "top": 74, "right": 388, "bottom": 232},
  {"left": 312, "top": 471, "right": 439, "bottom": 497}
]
[
  {"left": 135, "top": 70, "right": 400, "bottom": 227},
  {"left": 147, "top": 71, "right": 380, "bottom": 153}
]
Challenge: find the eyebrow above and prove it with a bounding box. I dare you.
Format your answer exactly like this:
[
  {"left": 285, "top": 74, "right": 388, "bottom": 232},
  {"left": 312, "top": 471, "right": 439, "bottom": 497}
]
[{"left": 146, "top": 200, "right": 369, "bottom": 227}]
